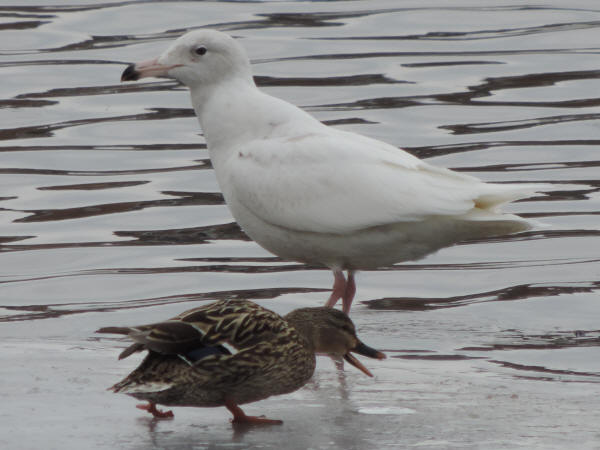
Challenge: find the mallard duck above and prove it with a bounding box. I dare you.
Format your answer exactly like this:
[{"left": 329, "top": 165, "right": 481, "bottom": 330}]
[
  {"left": 120, "top": 30, "right": 548, "bottom": 313},
  {"left": 97, "top": 299, "right": 385, "bottom": 424}
]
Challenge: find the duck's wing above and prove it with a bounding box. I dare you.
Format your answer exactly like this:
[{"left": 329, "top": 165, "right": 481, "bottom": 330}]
[
  {"left": 97, "top": 299, "right": 285, "bottom": 360},
  {"left": 97, "top": 320, "right": 217, "bottom": 360},
  {"left": 227, "top": 129, "right": 546, "bottom": 234}
]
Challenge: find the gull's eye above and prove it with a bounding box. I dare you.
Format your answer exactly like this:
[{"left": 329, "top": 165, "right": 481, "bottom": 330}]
[{"left": 194, "top": 46, "right": 207, "bottom": 56}]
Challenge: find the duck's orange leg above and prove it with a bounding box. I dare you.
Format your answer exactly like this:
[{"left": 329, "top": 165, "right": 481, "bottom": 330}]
[
  {"left": 225, "top": 398, "right": 282, "bottom": 425},
  {"left": 136, "top": 402, "right": 174, "bottom": 419}
]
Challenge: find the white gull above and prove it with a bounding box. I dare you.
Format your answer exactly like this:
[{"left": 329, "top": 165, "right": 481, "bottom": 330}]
[{"left": 121, "top": 30, "right": 547, "bottom": 313}]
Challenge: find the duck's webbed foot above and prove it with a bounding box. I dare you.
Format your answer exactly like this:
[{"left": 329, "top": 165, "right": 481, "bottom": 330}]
[
  {"left": 225, "top": 398, "right": 282, "bottom": 425},
  {"left": 136, "top": 402, "right": 174, "bottom": 419}
]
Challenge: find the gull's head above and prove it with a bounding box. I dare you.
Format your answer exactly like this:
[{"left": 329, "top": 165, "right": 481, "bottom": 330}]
[{"left": 121, "top": 30, "right": 253, "bottom": 89}]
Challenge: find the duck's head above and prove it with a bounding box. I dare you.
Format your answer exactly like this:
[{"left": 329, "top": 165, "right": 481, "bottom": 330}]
[
  {"left": 121, "top": 29, "right": 253, "bottom": 89},
  {"left": 284, "top": 307, "right": 386, "bottom": 377}
]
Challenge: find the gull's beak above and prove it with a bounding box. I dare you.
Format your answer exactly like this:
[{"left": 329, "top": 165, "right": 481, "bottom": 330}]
[
  {"left": 121, "top": 58, "right": 181, "bottom": 82},
  {"left": 343, "top": 340, "right": 386, "bottom": 378}
]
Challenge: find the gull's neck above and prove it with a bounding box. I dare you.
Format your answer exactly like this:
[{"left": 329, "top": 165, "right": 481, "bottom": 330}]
[
  {"left": 191, "top": 78, "right": 256, "bottom": 148},
  {"left": 188, "top": 76, "right": 322, "bottom": 160}
]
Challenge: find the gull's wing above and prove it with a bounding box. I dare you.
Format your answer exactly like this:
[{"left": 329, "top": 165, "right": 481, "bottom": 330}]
[{"left": 226, "top": 129, "right": 539, "bottom": 234}]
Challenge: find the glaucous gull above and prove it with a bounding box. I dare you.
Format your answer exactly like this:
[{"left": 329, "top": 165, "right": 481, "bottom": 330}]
[{"left": 121, "top": 30, "right": 546, "bottom": 313}]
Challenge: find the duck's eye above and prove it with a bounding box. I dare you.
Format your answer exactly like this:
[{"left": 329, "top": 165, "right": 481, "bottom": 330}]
[{"left": 194, "top": 46, "right": 207, "bottom": 56}]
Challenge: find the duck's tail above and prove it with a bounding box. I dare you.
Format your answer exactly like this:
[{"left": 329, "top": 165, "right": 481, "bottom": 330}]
[{"left": 96, "top": 326, "right": 146, "bottom": 359}]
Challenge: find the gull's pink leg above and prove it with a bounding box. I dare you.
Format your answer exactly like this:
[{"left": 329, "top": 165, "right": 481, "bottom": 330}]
[
  {"left": 341, "top": 271, "right": 356, "bottom": 314},
  {"left": 325, "top": 270, "right": 346, "bottom": 308}
]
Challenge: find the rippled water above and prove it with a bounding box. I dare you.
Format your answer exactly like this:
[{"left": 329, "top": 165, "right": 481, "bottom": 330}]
[{"left": 1, "top": 1, "right": 600, "bottom": 449}]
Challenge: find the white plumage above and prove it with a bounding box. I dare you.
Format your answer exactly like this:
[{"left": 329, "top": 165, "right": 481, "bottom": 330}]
[{"left": 122, "top": 30, "right": 547, "bottom": 313}]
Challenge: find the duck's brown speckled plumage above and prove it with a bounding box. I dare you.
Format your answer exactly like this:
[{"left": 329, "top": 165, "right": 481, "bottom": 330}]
[
  {"left": 109, "top": 300, "right": 314, "bottom": 407},
  {"left": 98, "top": 299, "right": 385, "bottom": 424}
]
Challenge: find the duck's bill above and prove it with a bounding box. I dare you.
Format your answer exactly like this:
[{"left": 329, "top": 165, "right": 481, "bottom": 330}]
[
  {"left": 121, "top": 58, "right": 181, "bottom": 82},
  {"left": 344, "top": 341, "right": 386, "bottom": 377}
]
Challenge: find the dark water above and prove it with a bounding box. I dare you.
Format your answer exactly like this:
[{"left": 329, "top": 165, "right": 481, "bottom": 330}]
[{"left": 1, "top": 1, "right": 600, "bottom": 449}]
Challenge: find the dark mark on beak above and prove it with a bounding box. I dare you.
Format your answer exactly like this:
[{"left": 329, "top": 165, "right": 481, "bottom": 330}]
[
  {"left": 352, "top": 340, "right": 386, "bottom": 360},
  {"left": 121, "top": 64, "right": 139, "bottom": 82}
]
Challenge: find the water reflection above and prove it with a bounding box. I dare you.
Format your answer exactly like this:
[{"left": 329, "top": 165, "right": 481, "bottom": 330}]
[
  {"left": 364, "top": 281, "right": 600, "bottom": 310},
  {"left": 1, "top": 287, "right": 326, "bottom": 323}
]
